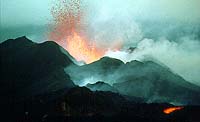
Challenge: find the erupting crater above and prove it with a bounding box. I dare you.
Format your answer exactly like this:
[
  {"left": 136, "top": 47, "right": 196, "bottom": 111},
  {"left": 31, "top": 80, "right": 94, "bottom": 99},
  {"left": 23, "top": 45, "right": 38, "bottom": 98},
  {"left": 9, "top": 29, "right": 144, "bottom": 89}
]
[
  {"left": 49, "top": 0, "right": 121, "bottom": 64},
  {"left": 66, "top": 31, "right": 105, "bottom": 63}
]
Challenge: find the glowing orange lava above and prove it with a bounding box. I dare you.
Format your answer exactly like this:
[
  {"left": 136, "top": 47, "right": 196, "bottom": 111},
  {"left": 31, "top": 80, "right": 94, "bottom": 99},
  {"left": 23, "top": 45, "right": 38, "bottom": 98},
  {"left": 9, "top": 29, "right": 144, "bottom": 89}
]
[
  {"left": 49, "top": 0, "right": 104, "bottom": 63},
  {"left": 66, "top": 31, "right": 105, "bottom": 63},
  {"left": 163, "top": 107, "right": 184, "bottom": 114},
  {"left": 49, "top": 0, "right": 121, "bottom": 63}
]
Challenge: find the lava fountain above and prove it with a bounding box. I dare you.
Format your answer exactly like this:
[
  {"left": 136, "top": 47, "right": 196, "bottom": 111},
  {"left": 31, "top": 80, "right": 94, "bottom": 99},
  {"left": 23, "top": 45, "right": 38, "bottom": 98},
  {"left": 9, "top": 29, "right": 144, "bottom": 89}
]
[
  {"left": 49, "top": 0, "right": 120, "bottom": 63},
  {"left": 66, "top": 31, "right": 105, "bottom": 63}
]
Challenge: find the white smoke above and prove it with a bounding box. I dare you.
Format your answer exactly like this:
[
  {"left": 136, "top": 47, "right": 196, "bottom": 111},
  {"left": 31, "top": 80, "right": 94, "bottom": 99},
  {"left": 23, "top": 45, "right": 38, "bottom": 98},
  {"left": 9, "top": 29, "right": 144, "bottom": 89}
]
[
  {"left": 80, "top": 0, "right": 200, "bottom": 86},
  {"left": 105, "top": 37, "right": 200, "bottom": 86}
]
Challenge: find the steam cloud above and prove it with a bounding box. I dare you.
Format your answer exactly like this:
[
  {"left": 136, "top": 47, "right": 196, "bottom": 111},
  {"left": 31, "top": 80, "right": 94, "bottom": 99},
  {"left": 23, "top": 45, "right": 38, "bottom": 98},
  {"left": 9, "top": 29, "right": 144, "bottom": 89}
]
[
  {"left": 105, "top": 38, "right": 200, "bottom": 86},
  {"left": 60, "top": 0, "right": 200, "bottom": 105},
  {"left": 80, "top": 0, "right": 200, "bottom": 85}
]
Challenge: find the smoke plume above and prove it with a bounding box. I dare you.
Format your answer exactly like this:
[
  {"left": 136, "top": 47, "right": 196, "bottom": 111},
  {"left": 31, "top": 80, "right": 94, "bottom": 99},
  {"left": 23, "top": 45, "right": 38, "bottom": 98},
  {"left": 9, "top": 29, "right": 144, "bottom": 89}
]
[{"left": 50, "top": 0, "right": 200, "bottom": 85}]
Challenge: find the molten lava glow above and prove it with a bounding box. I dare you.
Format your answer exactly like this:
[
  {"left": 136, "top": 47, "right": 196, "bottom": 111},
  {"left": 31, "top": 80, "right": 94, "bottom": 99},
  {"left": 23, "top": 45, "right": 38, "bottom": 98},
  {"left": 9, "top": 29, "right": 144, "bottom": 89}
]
[
  {"left": 66, "top": 32, "right": 105, "bottom": 63},
  {"left": 49, "top": 0, "right": 121, "bottom": 63},
  {"left": 163, "top": 107, "right": 184, "bottom": 114}
]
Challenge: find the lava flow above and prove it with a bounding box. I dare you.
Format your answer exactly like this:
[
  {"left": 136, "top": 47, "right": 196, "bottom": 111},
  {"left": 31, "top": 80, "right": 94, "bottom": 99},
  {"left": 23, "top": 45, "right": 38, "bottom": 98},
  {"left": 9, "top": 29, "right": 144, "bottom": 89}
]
[{"left": 163, "top": 106, "right": 184, "bottom": 114}]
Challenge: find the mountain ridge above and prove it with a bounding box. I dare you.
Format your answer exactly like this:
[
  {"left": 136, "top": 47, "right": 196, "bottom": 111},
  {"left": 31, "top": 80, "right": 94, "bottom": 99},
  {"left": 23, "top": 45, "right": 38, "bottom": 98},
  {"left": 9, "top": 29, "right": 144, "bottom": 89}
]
[
  {"left": 66, "top": 54, "right": 200, "bottom": 105},
  {"left": 0, "top": 36, "right": 76, "bottom": 98},
  {"left": 1, "top": 36, "right": 200, "bottom": 105}
]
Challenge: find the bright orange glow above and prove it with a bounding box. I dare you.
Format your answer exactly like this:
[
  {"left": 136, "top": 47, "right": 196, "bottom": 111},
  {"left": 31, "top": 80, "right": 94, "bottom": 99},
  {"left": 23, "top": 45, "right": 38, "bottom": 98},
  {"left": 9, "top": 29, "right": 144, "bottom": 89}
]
[
  {"left": 49, "top": 0, "right": 122, "bottom": 63},
  {"left": 66, "top": 31, "right": 105, "bottom": 63},
  {"left": 163, "top": 107, "right": 184, "bottom": 114}
]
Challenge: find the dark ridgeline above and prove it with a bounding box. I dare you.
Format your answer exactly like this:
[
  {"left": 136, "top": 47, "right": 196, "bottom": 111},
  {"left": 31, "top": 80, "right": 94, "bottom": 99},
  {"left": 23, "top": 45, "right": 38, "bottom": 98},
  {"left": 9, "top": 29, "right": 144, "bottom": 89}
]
[
  {"left": 67, "top": 56, "right": 200, "bottom": 105},
  {"left": 0, "top": 36, "right": 75, "bottom": 96},
  {"left": 86, "top": 81, "right": 118, "bottom": 93},
  {"left": 0, "top": 36, "right": 75, "bottom": 121},
  {"left": 0, "top": 36, "right": 200, "bottom": 122}
]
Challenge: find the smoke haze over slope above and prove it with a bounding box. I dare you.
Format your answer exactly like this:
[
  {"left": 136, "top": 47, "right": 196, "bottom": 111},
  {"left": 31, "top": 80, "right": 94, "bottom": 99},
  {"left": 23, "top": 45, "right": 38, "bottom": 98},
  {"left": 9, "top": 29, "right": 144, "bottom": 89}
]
[{"left": 105, "top": 37, "right": 200, "bottom": 86}]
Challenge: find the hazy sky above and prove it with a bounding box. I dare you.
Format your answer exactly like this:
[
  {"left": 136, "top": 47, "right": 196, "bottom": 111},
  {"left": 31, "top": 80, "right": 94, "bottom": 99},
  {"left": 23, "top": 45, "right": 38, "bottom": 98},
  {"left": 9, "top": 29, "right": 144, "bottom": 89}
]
[
  {"left": 1, "top": 0, "right": 200, "bottom": 27},
  {"left": 1, "top": 0, "right": 52, "bottom": 27}
]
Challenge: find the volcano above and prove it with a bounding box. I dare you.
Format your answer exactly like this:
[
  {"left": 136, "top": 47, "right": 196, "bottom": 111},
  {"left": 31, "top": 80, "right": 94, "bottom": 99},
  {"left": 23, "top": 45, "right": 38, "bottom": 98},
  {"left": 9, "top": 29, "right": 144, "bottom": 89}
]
[
  {"left": 66, "top": 56, "right": 200, "bottom": 105},
  {"left": 1, "top": 37, "right": 200, "bottom": 122}
]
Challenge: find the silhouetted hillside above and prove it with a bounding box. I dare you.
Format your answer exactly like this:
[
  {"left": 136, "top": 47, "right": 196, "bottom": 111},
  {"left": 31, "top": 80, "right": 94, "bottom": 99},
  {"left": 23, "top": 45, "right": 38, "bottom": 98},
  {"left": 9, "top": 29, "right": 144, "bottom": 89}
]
[
  {"left": 113, "top": 60, "right": 200, "bottom": 104},
  {"left": 66, "top": 57, "right": 200, "bottom": 105},
  {"left": 0, "top": 36, "right": 75, "bottom": 98}
]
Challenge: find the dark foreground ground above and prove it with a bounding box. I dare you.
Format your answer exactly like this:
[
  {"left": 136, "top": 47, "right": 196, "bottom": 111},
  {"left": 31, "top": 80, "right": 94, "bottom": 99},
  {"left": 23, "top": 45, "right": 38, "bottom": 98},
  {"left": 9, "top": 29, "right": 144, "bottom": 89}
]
[
  {"left": 5, "top": 106, "right": 200, "bottom": 122},
  {"left": 1, "top": 87, "right": 200, "bottom": 122},
  {"left": 41, "top": 106, "right": 200, "bottom": 122}
]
